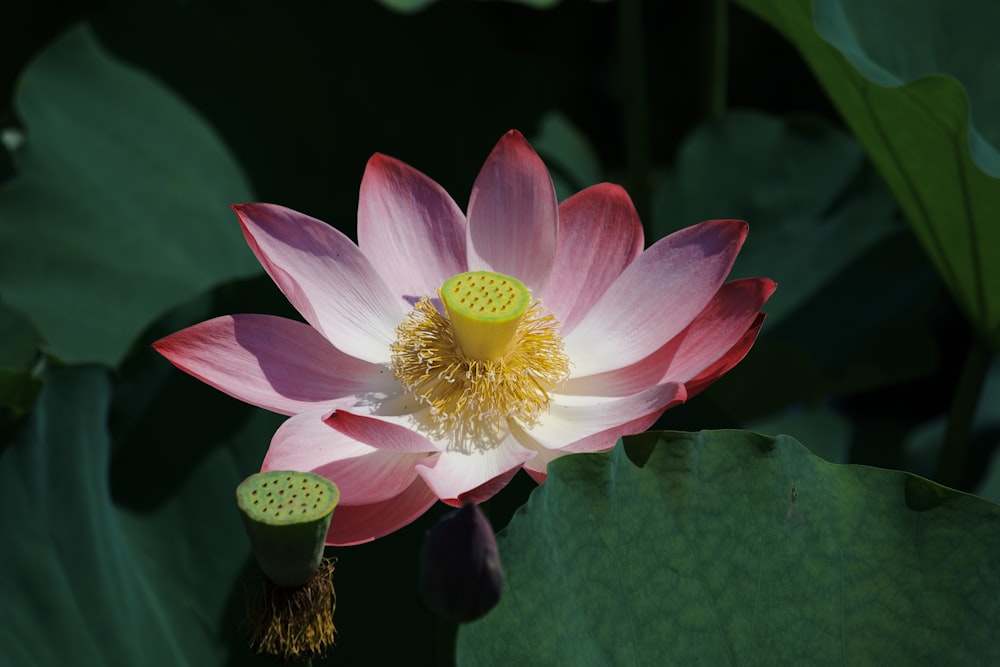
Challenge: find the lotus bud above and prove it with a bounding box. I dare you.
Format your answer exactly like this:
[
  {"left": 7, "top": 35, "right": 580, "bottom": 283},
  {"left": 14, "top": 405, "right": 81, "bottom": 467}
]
[{"left": 418, "top": 502, "right": 504, "bottom": 623}]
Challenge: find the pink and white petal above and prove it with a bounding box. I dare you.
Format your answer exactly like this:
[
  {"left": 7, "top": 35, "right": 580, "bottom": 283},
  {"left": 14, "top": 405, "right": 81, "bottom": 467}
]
[
  {"left": 263, "top": 410, "right": 426, "bottom": 506},
  {"left": 454, "top": 466, "right": 523, "bottom": 506},
  {"left": 684, "top": 312, "right": 766, "bottom": 400},
  {"left": 233, "top": 203, "right": 407, "bottom": 364},
  {"left": 415, "top": 437, "right": 535, "bottom": 506},
  {"left": 153, "top": 314, "right": 395, "bottom": 416},
  {"left": 357, "top": 154, "right": 468, "bottom": 299},
  {"left": 562, "top": 277, "right": 775, "bottom": 397},
  {"left": 325, "top": 407, "right": 440, "bottom": 454},
  {"left": 526, "top": 382, "right": 687, "bottom": 452},
  {"left": 542, "top": 184, "right": 644, "bottom": 333},
  {"left": 509, "top": 424, "right": 570, "bottom": 483},
  {"left": 660, "top": 278, "right": 773, "bottom": 383},
  {"left": 522, "top": 467, "right": 547, "bottom": 484},
  {"left": 563, "top": 219, "right": 748, "bottom": 377},
  {"left": 466, "top": 130, "right": 558, "bottom": 293},
  {"left": 326, "top": 476, "right": 439, "bottom": 546}
]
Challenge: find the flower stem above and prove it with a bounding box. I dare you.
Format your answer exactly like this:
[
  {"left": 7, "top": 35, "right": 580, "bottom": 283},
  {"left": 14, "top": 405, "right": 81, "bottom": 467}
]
[
  {"left": 701, "top": 0, "right": 729, "bottom": 121},
  {"left": 934, "top": 335, "right": 994, "bottom": 489},
  {"left": 617, "top": 0, "right": 651, "bottom": 234}
]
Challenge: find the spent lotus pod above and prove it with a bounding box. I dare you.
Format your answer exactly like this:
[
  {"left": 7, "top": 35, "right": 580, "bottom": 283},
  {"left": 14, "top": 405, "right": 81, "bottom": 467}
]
[
  {"left": 237, "top": 471, "right": 340, "bottom": 661},
  {"left": 419, "top": 503, "right": 504, "bottom": 623},
  {"left": 237, "top": 470, "right": 339, "bottom": 587}
]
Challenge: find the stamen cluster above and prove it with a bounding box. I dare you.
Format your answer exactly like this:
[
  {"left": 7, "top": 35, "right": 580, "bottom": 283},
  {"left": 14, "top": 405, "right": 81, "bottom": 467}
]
[{"left": 390, "top": 296, "right": 569, "bottom": 451}]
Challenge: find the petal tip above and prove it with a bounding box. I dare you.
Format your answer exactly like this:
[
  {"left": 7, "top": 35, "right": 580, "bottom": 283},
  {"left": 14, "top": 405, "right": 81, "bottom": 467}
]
[
  {"left": 231, "top": 201, "right": 263, "bottom": 217},
  {"left": 494, "top": 128, "right": 536, "bottom": 155},
  {"left": 698, "top": 218, "right": 749, "bottom": 253},
  {"left": 365, "top": 152, "right": 397, "bottom": 172}
]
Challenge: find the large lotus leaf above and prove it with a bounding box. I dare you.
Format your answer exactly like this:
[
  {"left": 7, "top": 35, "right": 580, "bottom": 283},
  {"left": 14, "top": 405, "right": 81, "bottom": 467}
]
[
  {"left": 0, "top": 366, "right": 264, "bottom": 665},
  {"left": 457, "top": 430, "right": 1000, "bottom": 665},
  {"left": 0, "top": 24, "right": 260, "bottom": 367},
  {"left": 734, "top": 0, "right": 1000, "bottom": 348},
  {"left": 811, "top": 0, "right": 1000, "bottom": 173}
]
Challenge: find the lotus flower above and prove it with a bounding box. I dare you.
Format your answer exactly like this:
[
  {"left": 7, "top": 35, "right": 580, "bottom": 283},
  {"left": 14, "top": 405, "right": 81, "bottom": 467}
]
[{"left": 154, "top": 130, "right": 774, "bottom": 545}]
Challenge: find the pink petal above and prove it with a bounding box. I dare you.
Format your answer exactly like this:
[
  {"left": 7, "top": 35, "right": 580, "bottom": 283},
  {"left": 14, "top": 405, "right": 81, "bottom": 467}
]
[
  {"left": 325, "top": 408, "right": 440, "bottom": 454},
  {"left": 523, "top": 468, "right": 547, "bottom": 484},
  {"left": 234, "top": 203, "right": 407, "bottom": 364},
  {"left": 511, "top": 425, "right": 567, "bottom": 482},
  {"left": 685, "top": 312, "right": 766, "bottom": 400},
  {"left": 326, "top": 476, "right": 439, "bottom": 546},
  {"left": 415, "top": 438, "right": 535, "bottom": 506},
  {"left": 263, "top": 410, "right": 427, "bottom": 506},
  {"left": 525, "top": 382, "right": 687, "bottom": 452},
  {"left": 153, "top": 315, "right": 395, "bottom": 416},
  {"left": 563, "top": 219, "right": 748, "bottom": 377},
  {"left": 562, "top": 278, "right": 775, "bottom": 397},
  {"left": 357, "top": 154, "right": 468, "bottom": 299},
  {"left": 466, "top": 130, "right": 558, "bottom": 293},
  {"left": 542, "top": 184, "right": 644, "bottom": 333},
  {"left": 454, "top": 466, "right": 523, "bottom": 506}
]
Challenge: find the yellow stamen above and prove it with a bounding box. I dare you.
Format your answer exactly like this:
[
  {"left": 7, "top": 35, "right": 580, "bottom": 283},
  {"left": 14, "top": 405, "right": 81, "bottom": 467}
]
[{"left": 390, "top": 271, "right": 569, "bottom": 451}]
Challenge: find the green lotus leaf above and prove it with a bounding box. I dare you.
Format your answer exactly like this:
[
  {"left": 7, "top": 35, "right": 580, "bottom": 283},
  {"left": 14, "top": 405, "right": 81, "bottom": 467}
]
[
  {"left": 458, "top": 430, "right": 1000, "bottom": 665},
  {"left": 734, "top": 0, "right": 1000, "bottom": 348},
  {"left": 0, "top": 24, "right": 260, "bottom": 366},
  {"left": 0, "top": 367, "right": 263, "bottom": 665}
]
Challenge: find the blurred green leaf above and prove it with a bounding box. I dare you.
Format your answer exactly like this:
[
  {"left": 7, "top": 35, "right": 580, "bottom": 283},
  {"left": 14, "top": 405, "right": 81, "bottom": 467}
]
[
  {"left": 0, "top": 297, "right": 42, "bottom": 419},
  {"left": 811, "top": 0, "right": 1000, "bottom": 175},
  {"left": 374, "top": 0, "right": 439, "bottom": 13},
  {"left": 654, "top": 110, "right": 899, "bottom": 327},
  {"left": 734, "top": 0, "right": 1000, "bottom": 349},
  {"left": 747, "top": 405, "right": 851, "bottom": 463},
  {"left": 531, "top": 111, "right": 603, "bottom": 201},
  {"left": 0, "top": 366, "right": 270, "bottom": 666},
  {"left": 650, "top": 111, "right": 938, "bottom": 421},
  {"left": 0, "top": 24, "right": 260, "bottom": 367},
  {"left": 458, "top": 430, "right": 1000, "bottom": 665}
]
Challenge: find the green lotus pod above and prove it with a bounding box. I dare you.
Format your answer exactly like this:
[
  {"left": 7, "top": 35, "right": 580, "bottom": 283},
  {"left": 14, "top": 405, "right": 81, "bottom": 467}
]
[{"left": 236, "top": 471, "right": 339, "bottom": 588}]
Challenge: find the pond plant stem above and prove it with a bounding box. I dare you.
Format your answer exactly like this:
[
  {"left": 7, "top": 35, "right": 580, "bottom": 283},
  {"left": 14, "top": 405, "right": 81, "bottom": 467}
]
[{"left": 935, "top": 335, "right": 994, "bottom": 489}]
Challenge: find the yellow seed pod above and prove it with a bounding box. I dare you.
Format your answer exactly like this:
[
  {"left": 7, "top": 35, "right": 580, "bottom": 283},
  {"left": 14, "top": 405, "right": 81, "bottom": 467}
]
[{"left": 440, "top": 271, "right": 530, "bottom": 360}]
